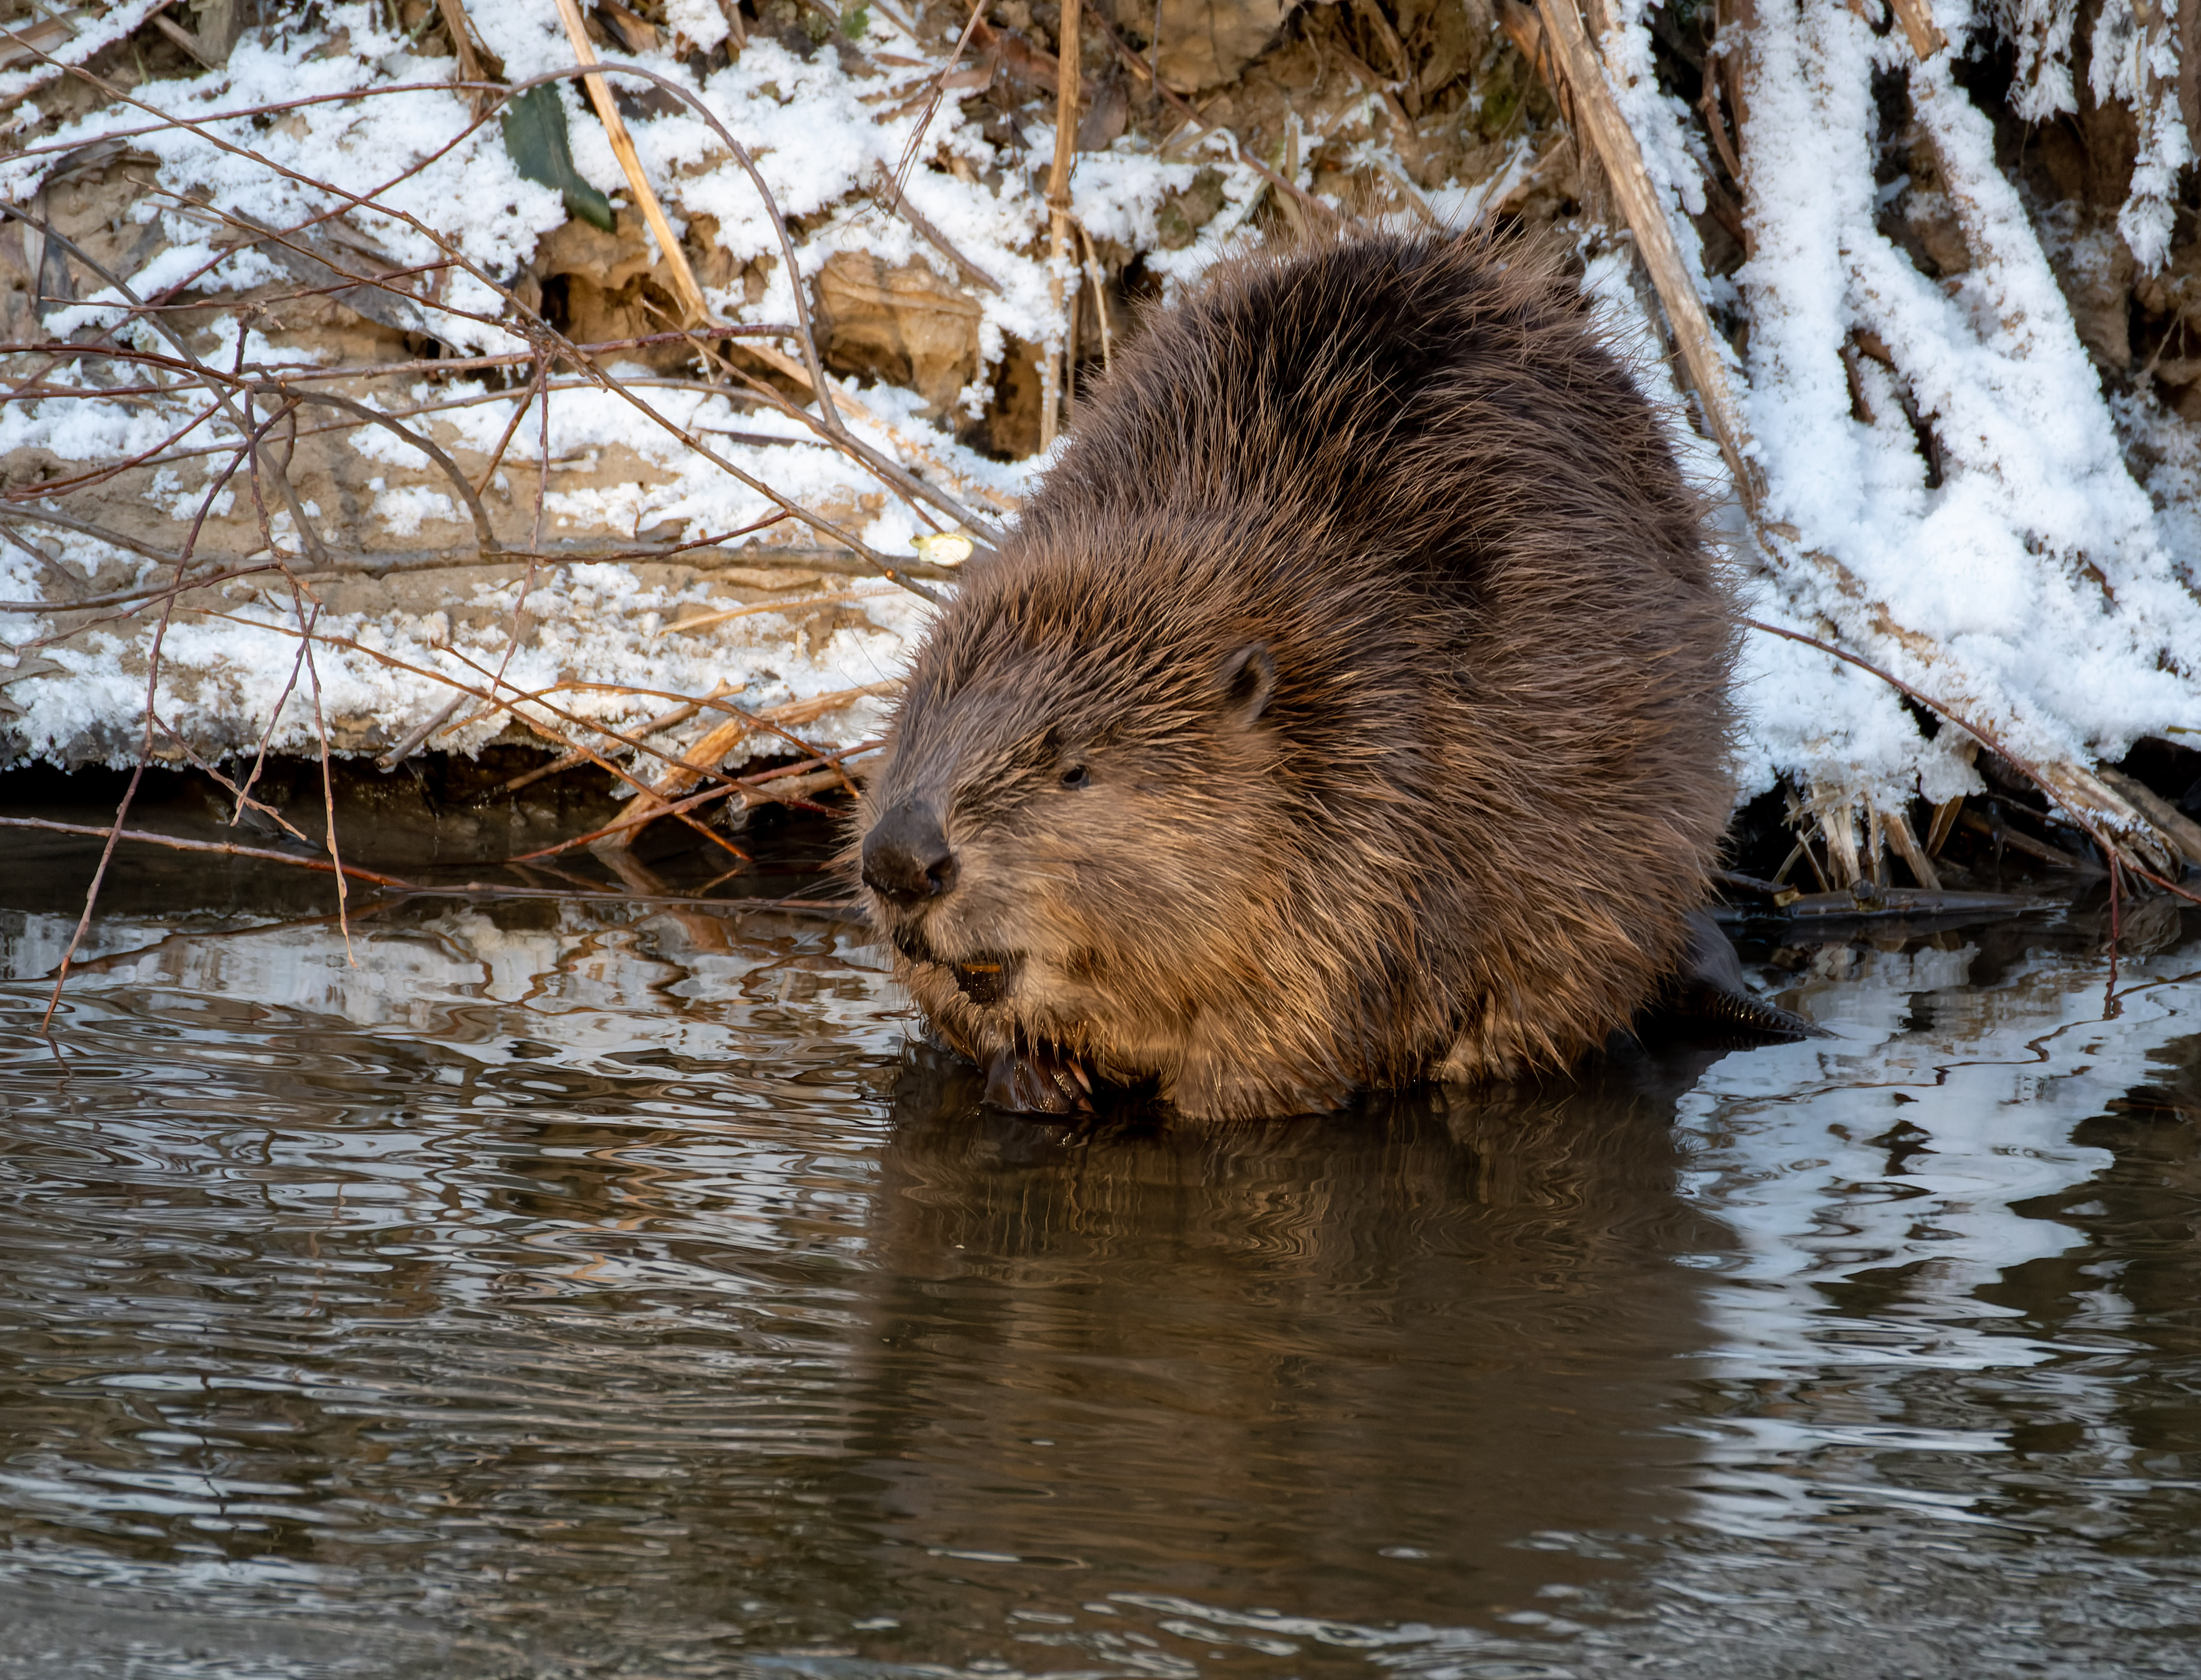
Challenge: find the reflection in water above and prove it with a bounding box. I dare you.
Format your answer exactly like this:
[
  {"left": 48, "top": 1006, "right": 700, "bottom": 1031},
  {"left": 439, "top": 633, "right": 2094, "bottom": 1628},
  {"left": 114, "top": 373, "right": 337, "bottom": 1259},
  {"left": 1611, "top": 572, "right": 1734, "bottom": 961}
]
[
  {"left": 851, "top": 1048, "right": 1730, "bottom": 1663},
  {"left": 0, "top": 894, "right": 2198, "bottom": 1676}
]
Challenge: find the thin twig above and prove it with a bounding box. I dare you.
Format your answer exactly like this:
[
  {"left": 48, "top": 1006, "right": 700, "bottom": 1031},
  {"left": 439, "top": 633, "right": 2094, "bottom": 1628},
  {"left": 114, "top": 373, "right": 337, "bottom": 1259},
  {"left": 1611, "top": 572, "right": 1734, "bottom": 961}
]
[
  {"left": 475, "top": 354, "right": 544, "bottom": 495},
  {"left": 504, "top": 746, "right": 879, "bottom": 862},
  {"left": 889, "top": 0, "right": 991, "bottom": 201},
  {"left": 0, "top": 817, "right": 420, "bottom": 888},
  {"left": 33, "top": 386, "right": 252, "bottom": 1031},
  {"left": 376, "top": 693, "right": 468, "bottom": 770},
  {"left": 287, "top": 572, "right": 356, "bottom": 965},
  {"left": 870, "top": 162, "right": 1003, "bottom": 293},
  {"left": 152, "top": 712, "right": 320, "bottom": 849},
  {"left": 492, "top": 678, "right": 736, "bottom": 796},
  {"left": 1100, "top": 18, "right": 1337, "bottom": 223},
  {"left": 9, "top": 51, "right": 956, "bottom": 596}
]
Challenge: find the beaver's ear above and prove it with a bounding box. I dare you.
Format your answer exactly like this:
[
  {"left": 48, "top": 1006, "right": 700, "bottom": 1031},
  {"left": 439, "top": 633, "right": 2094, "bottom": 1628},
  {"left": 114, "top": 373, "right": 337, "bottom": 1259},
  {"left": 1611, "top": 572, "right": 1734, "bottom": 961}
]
[{"left": 1218, "top": 643, "right": 1277, "bottom": 729}]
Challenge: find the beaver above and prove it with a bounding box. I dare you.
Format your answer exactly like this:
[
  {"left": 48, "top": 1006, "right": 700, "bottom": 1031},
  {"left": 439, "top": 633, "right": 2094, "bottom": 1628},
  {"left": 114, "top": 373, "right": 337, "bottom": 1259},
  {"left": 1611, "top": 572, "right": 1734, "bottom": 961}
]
[{"left": 855, "top": 230, "right": 1771, "bottom": 1120}]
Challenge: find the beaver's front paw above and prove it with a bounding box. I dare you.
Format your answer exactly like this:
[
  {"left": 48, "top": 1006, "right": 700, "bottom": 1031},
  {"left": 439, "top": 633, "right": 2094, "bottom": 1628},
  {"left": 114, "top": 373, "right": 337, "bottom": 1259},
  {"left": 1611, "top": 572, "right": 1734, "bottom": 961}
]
[{"left": 982, "top": 1043, "right": 1094, "bottom": 1115}]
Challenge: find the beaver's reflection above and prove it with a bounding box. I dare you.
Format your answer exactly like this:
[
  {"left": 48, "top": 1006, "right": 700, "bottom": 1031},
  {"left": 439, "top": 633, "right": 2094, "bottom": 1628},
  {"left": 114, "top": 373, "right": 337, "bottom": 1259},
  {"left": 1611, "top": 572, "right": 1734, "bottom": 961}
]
[{"left": 846, "top": 1045, "right": 1736, "bottom": 1641}]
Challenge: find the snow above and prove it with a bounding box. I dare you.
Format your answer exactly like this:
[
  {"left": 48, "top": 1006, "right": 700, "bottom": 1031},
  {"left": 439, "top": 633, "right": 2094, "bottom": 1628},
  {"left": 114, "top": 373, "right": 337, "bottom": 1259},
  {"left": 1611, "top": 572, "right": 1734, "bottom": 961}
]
[
  {"left": 0, "top": 2, "right": 2195, "bottom": 826},
  {"left": 0, "top": 0, "right": 172, "bottom": 107},
  {"left": 1728, "top": 2, "right": 2200, "bottom": 806},
  {"left": 2088, "top": 0, "right": 2193, "bottom": 269}
]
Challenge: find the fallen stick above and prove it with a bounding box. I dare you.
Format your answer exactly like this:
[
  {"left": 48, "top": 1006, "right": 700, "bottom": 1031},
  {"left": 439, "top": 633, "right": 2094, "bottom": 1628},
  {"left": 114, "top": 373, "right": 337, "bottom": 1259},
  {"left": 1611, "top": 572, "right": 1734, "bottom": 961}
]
[
  {"left": 1040, "top": 0, "right": 1081, "bottom": 449},
  {"left": 398, "top": 884, "right": 866, "bottom": 917},
  {"left": 1885, "top": 0, "right": 1947, "bottom": 59},
  {"left": 1520, "top": 0, "right": 1757, "bottom": 498},
  {"left": 0, "top": 816, "right": 418, "bottom": 889},
  {"left": 1771, "top": 884, "right": 2049, "bottom": 920},
  {"left": 1878, "top": 799, "right": 1942, "bottom": 891},
  {"left": 493, "top": 678, "right": 735, "bottom": 796},
  {"left": 511, "top": 751, "right": 873, "bottom": 863},
  {"left": 871, "top": 163, "right": 1002, "bottom": 295},
  {"left": 376, "top": 693, "right": 467, "bottom": 770},
  {"left": 1956, "top": 808, "right": 2090, "bottom": 872},
  {"left": 598, "top": 682, "right": 897, "bottom": 850}
]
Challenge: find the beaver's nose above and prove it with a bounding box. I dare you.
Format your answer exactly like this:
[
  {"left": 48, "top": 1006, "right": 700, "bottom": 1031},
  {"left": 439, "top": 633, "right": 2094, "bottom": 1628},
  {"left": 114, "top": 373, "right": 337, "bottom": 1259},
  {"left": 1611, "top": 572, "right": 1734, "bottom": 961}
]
[{"left": 861, "top": 800, "right": 956, "bottom": 903}]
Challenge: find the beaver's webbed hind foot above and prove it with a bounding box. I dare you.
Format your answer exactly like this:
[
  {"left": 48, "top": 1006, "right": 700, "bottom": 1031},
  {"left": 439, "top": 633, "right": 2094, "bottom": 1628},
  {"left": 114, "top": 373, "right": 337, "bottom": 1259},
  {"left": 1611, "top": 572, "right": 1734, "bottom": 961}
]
[
  {"left": 982, "top": 1041, "right": 1095, "bottom": 1115},
  {"left": 1658, "top": 910, "right": 1828, "bottom": 1041}
]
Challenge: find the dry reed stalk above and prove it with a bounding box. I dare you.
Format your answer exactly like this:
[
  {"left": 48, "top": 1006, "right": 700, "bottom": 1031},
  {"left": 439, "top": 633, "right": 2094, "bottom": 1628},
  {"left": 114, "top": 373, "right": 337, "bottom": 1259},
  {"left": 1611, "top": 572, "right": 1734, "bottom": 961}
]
[
  {"left": 550, "top": 0, "right": 709, "bottom": 324},
  {"left": 657, "top": 586, "right": 900, "bottom": 635},
  {"left": 433, "top": 0, "right": 494, "bottom": 118},
  {"left": 1925, "top": 795, "right": 1965, "bottom": 856},
  {"left": 1040, "top": 0, "right": 1082, "bottom": 450},
  {"left": 1351, "top": 0, "right": 1411, "bottom": 81},
  {"left": 596, "top": 679, "right": 900, "bottom": 851},
  {"left": 1075, "top": 221, "right": 1113, "bottom": 372},
  {"left": 2098, "top": 771, "right": 2201, "bottom": 868},
  {"left": 147, "top": 12, "right": 217, "bottom": 70},
  {"left": 1522, "top": 0, "right": 1757, "bottom": 498},
  {"left": 1879, "top": 801, "right": 1942, "bottom": 891},
  {"left": 1884, "top": 0, "right": 1947, "bottom": 58},
  {"left": 1811, "top": 785, "right": 1862, "bottom": 889}
]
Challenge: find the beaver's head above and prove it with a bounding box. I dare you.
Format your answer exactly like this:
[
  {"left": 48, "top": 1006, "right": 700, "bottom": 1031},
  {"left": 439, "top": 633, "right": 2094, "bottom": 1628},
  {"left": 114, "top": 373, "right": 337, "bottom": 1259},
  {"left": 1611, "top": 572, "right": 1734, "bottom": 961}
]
[{"left": 854, "top": 509, "right": 1344, "bottom": 1110}]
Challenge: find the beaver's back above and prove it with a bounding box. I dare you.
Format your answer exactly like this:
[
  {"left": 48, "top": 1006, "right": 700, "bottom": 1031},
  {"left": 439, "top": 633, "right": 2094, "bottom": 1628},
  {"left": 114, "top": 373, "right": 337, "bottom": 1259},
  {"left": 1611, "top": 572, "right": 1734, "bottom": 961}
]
[{"left": 1023, "top": 232, "right": 1712, "bottom": 608}]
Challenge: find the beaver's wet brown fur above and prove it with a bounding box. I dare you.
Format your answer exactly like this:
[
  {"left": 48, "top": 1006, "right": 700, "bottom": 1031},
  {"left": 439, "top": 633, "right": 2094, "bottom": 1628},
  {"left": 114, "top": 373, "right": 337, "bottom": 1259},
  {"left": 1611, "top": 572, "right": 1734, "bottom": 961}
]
[{"left": 855, "top": 230, "right": 1738, "bottom": 1120}]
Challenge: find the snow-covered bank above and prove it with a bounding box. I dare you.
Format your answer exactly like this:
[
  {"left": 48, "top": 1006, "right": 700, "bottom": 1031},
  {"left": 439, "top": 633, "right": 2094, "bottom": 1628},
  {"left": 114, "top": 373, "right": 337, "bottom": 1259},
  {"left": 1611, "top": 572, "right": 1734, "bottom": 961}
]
[{"left": 2, "top": 0, "right": 2197, "bottom": 859}]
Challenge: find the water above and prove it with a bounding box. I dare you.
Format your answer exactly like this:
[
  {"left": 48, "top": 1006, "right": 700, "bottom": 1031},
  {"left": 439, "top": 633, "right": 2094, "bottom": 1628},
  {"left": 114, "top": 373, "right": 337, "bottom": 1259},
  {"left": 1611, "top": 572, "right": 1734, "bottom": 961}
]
[{"left": 2, "top": 858, "right": 2199, "bottom": 1678}]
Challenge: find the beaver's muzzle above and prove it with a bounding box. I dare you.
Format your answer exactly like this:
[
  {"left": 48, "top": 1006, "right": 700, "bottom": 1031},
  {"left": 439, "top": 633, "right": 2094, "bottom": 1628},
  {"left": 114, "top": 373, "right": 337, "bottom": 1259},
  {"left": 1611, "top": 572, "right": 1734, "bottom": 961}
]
[{"left": 862, "top": 799, "right": 955, "bottom": 903}]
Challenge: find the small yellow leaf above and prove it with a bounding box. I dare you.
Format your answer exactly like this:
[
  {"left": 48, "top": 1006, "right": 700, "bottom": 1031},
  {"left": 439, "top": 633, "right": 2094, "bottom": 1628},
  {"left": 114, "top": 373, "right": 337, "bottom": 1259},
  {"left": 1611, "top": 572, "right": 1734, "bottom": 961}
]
[{"left": 912, "top": 531, "right": 974, "bottom": 566}]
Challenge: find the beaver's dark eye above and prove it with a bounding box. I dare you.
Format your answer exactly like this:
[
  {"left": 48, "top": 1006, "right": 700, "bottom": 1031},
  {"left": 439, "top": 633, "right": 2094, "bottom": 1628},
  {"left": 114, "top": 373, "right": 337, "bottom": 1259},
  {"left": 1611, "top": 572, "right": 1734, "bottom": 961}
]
[{"left": 1059, "top": 764, "right": 1090, "bottom": 789}]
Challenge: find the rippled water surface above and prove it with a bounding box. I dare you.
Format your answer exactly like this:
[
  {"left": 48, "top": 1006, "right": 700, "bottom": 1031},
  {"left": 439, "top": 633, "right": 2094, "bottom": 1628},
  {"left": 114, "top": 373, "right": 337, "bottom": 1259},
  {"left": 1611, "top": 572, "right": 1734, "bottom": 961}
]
[{"left": 3, "top": 861, "right": 2200, "bottom": 1678}]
